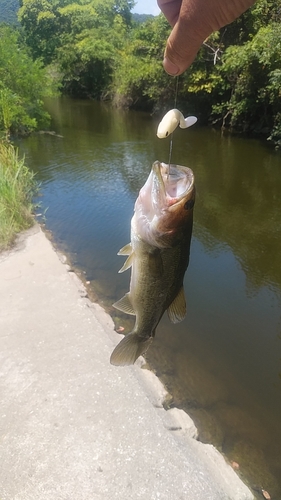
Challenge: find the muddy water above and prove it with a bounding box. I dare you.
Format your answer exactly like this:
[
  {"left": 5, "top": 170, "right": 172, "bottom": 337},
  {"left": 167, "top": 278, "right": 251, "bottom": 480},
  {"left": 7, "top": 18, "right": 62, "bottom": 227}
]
[{"left": 19, "top": 98, "right": 281, "bottom": 498}]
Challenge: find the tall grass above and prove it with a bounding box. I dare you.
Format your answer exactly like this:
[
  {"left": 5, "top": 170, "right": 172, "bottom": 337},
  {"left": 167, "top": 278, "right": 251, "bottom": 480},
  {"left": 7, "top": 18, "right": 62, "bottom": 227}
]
[{"left": 0, "top": 140, "right": 37, "bottom": 250}]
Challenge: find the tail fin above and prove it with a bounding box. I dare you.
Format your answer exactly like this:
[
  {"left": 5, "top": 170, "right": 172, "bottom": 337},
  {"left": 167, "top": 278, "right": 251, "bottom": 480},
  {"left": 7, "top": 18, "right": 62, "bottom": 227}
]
[{"left": 110, "top": 332, "right": 153, "bottom": 366}]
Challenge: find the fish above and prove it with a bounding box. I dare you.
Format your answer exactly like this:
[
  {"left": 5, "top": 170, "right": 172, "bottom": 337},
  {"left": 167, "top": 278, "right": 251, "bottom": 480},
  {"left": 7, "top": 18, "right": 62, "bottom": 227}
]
[
  {"left": 157, "top": 109, "right": 197, "bottom": 138},
  {"left": 110, "top": 160, "right": 195, "bottom": 366}
]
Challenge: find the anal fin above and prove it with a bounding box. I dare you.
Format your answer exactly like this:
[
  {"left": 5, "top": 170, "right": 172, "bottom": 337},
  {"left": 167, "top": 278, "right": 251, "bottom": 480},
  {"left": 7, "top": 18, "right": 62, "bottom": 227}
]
[
  {"left": 113, "top": 293, "right": 135, "bottom": 316},
  {"left": 167, "top": 286, "right": 186, "bottom": 323}
]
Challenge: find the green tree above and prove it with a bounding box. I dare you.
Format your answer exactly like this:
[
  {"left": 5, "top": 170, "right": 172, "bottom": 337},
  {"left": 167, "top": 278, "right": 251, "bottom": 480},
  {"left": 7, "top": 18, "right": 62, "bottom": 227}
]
[
  {"left": 17, "top": 0, "right": 281, "bottom": 146},
  {"left": 55, "top": 1, "right": 128, "bottom": 97},
  {"left": 19, "top": 0, "right": 134, "bottom": 97},
  {"left": 0, "top": 25, "right": 52, "bottom": 136},
  {"left": 110, "top": 14, "right": 176, "bottom": 110},
  {"left": 18, "top": 0, "right": 134, "bottom": 63},
  {"left": 18, "top": 0, "right": 69, "bottom": 64},
  {"left": 210, "top": 22, "right": 281, "bottom": 142},
  {"left": 171, "top": 1, "right": 281, "bottom": 144}
]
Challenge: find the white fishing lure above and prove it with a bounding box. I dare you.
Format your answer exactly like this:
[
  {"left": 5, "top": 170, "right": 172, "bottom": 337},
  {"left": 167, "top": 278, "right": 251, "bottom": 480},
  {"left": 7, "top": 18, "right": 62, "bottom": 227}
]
[{"left": 157, "top": 109, "right": 197, "bottom": 138}]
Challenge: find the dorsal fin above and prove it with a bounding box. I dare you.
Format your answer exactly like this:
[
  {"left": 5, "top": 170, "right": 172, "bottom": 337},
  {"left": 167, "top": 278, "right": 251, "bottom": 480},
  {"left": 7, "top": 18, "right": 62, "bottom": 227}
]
[
  {"left": 167, "top": 286, "right": 186, "bottom": 323},
  {"left": 113, "top": 293, "right": 135, "bottom": 316}
]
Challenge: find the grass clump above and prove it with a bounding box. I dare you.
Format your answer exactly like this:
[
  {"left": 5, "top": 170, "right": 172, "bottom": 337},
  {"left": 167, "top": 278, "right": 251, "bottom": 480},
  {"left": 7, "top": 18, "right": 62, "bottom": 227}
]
[{"left": 0, "top": 140, "right": 37, "bottom": 250}]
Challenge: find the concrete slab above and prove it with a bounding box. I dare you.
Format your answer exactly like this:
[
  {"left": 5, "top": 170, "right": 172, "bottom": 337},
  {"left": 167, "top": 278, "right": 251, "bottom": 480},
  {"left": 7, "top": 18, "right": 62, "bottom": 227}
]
[{"left": 0, "top": 226, "right": 254, "bottom": 500}]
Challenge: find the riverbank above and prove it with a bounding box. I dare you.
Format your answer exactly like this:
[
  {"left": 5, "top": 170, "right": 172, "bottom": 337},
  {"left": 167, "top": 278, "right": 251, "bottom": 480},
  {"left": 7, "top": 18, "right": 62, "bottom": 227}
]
[
  {"left": 0, "top": 140, "right": 36, "bottom": 251},
  {"left": 0, "top": 225, "right": 254, "bottom": 500}
]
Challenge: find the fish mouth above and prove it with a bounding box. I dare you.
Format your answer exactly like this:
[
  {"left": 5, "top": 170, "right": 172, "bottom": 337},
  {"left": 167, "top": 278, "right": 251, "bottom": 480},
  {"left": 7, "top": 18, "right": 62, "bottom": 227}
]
[
  {"left": 151, "top": 161, "right": 194, "bottom": 210},
  {"left": 133, "top": 161, "right": 195, "bottom": 247}
]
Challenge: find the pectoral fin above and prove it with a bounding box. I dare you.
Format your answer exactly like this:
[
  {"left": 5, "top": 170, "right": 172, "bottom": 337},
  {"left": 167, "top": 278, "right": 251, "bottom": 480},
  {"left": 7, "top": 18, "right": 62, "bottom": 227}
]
[
  {"left": 118, "top": 243, "right": 132, "bottom": 256},
  {"left": 113, "top": 293, "right": 135, "bottom": 316},
  {"left": 118, "top": 252, "right": 134, "bottom": 273},
  {"left": 167, "top": 286, "right": 186, "bottom": 323}
]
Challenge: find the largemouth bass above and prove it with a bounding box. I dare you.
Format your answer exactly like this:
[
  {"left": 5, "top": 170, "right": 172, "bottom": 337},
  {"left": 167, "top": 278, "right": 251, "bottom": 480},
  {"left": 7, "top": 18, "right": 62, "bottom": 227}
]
[{"left": 110, "top": 160, "right": 195, "bottom": 366}]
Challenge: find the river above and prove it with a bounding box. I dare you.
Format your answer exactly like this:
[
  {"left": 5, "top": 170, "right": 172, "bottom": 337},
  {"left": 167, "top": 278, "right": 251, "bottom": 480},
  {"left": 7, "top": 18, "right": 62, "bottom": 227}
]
[{"left": 19, "top": 98, "right": 281, "bottom": 498}]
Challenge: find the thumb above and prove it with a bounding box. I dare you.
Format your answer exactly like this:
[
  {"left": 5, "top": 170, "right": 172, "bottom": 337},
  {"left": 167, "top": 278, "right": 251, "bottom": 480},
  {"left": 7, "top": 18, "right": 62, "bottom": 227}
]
[
  {"left": 162, "top": 0, "right": 256, "bottom": 75},
  {"left": 163, "top": 16, "right": 209, "bottom": 75}
]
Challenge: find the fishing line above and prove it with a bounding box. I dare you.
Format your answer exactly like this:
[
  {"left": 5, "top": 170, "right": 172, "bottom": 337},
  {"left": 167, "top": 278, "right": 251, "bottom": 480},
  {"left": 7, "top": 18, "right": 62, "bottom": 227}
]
[{"left": 167, "top": 75, "right": 179, "bottom": 177}]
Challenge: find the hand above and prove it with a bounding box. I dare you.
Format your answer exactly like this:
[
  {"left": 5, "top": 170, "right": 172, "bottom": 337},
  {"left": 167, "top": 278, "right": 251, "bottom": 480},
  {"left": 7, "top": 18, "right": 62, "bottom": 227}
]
[{"left": 158, "top": 0, "right": 256, "bottom": 75}]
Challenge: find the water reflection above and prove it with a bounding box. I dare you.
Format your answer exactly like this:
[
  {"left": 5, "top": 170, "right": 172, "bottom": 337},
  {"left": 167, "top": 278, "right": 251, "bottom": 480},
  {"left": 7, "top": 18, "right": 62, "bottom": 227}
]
[
  {"left": 18, "top": 98, "right": 281, "bottom": 497},
  {"left": 193, "top": 134, "right": 281, "bottom": 293}
]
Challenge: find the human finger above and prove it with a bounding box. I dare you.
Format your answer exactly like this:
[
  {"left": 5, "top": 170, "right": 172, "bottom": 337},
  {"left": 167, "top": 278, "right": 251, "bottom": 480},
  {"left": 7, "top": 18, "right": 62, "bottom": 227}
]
[{"left": 161, "top": 0, "right": 256, "bottom": 75}]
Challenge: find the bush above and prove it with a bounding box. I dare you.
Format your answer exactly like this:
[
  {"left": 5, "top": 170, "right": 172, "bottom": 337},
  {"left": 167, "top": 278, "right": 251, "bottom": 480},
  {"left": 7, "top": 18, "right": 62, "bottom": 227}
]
[{"left": 0, "top": 140, "right": 37, "bottom": 249}]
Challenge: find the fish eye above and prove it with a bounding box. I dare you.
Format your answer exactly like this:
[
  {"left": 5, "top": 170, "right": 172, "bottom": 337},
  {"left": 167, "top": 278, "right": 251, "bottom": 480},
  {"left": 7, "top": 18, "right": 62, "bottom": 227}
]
[
  {"left": 184, "top": 199, "right": 194, "bottom": 210},
  {"left": 165, "top": 131, "right": 169, "bottom": 137}
]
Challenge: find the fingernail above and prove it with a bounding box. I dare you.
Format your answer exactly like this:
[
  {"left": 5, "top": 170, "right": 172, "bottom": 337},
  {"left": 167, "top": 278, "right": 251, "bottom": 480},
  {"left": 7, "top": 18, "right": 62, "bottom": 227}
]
[{"left": 163, "top": 57, "right": 180, "bottom": 76}]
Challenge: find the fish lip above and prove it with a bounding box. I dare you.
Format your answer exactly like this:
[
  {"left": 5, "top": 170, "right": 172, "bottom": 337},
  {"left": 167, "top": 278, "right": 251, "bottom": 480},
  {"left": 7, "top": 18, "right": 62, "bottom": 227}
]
[{"left": 152, "top": 160, "right": 194, "bottom": 208}]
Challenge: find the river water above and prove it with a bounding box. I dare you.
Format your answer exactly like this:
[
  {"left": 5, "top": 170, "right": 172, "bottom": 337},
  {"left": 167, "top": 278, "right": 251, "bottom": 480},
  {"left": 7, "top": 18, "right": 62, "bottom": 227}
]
[{"left": 19, "top": 98, "right": 281, "bottom": 498}]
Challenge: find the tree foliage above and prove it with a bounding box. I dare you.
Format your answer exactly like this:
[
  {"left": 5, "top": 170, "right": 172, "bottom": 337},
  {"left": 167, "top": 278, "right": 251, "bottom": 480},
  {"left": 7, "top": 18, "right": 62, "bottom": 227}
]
[
  {"left": 0, "top": 25, "right": 52, "bottom": 136},
  {"left": 16, "top": 0, "right": 281, "bottom": 146},
  {"left": 18, "top": 0, "right": 69, "bottom": 64},
  {"left": 18, "top": 0, "right": 134, "bottom": 96},
  {"left": 110, "top": 15, "right": 175, "bottom": 109},
  {"left": 109, "top": 0, "right": 281, "bottom": 147},
  {"left": 212, "top": 23, "right": 281, "bottom": 136}
]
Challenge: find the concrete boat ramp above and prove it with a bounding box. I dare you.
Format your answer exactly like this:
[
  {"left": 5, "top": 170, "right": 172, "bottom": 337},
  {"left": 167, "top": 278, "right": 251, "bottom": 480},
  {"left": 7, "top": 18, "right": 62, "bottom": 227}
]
[{"left": 0, "top": 225, "right": 254, "bottom": 500}]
